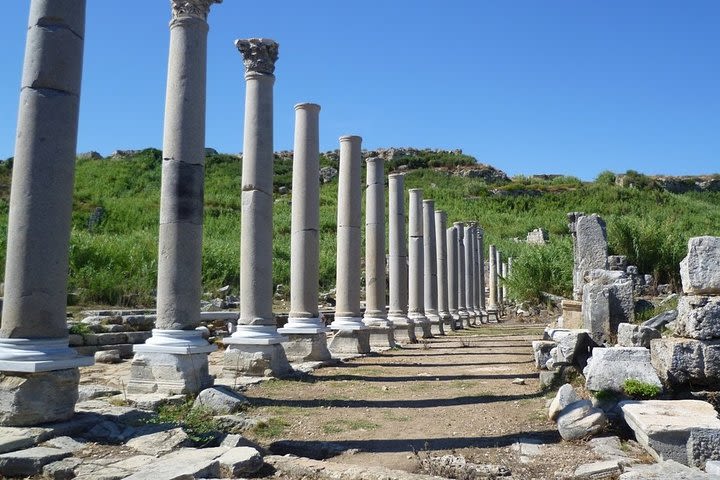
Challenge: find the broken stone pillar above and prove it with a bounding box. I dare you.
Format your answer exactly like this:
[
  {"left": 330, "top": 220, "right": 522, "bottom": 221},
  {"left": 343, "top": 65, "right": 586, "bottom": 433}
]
[
  {"left": 464, "top": 224, "right": 477, "bottom": 326},
  {"left": 128, "top": 0, "right": 219, "bottom": 395},
  {"left": 409, "top": 189, "right": 432, "bottom": 339},
  {"left": 0, "top": 0, "right": 94, "bottom": 426},
  {"left": 487, "top": 244, "right": 499, "bottom": 314},
  {"left": 276, "top": 103, "right": 331, "bottom": 361},
  {"left": 568, "top": 212, "right": 609, "bottom": 301},
  {"left": 423, "top": 200, "right": 443, "bottom": 335},
  {"left": 455, "top": 222, "right": 470, "bottom": 326},
  {"left": 362, "top": 157, "right": 395, "bottom": 349},
  {"left": 224, "top": 38, "right": 291, "bottom": 377},
  {"left": 476, "top": 226, "right": 487, "bottom": 322},
  {"left": 387, "top": 174, "right": 415, "bottom": 343},
  {"left": 447, "top": 227, "right": 460, "bottom": 330},
  {"left": 435, "top": 210, "right": 452, "bottom": 331},
  {"left": 328, "top": 136, "right": 370, "bottom": 354}
]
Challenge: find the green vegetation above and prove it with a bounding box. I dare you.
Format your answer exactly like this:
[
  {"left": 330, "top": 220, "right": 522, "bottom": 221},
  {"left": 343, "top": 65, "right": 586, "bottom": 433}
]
[
  {"left": 322, "top": 419, "right": 379, "bottom": 434},
  {"left": 68, "top": 323, "right": 92, "bottom": 335},
  {"left": 622, "top": 379, "right": 662, "bottom": 399},
  {"left": 0, "top": 149, "right": 718, "bottom": 306},
  {"left": 251, "top": 417, "right": 289, "bottom": 439},
  {"left": 153, "top": 400, "right": 220, "bottom": 445}
]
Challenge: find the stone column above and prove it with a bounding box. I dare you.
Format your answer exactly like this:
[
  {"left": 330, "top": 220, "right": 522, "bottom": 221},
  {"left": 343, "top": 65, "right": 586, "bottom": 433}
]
[
  {"left": 276, "top": 103, "right": 331, "bottom": 361},
  {"left": 0, "top": 0, "right": 93, "bottom": 426},
  {"left": 328, "top": 136, "right": 370, "bottom": 354},
  {"left": 502, "top": 262, "right": 509, "bottom": 304},
  {"left": 363, "top": 157, "right": 395, "bottom": 349},
  {"left": 496, "top": 249, "right": 503, "bottom": 309},
  {"left": 446, "top": 227, "right": 460, "bottom": 330},
  {"left": 488, "top": 244, "right": 499, "bottom": 314},
  {"left": 128, "top": 0, "right": 219, "bottom": 395},
  {"left": 464, "top": 224, "right": 477, "bottom": 327},
  {"left": 476, "top": 226, "right": 487, "bottom": 323},
  {"left": 224, "top": 38, "right": 291, "bottom": 377},
  {"left": 471, "top": 224, "right": 482, "bottom": 320},
  {"left": 387, "top": 174, "right": 416, "bottom": 343},
  {"left": 455, "top": 222, "right": 470, "bottom": 326},
  {"left": 408, "top": 189, "right": 432, "bottom": 338},
  {"left": 423, "top": 200, "right": 443, "bottom": 335},
  {"left": 435, "top": 211, "right": 452, "bottom": 331}
]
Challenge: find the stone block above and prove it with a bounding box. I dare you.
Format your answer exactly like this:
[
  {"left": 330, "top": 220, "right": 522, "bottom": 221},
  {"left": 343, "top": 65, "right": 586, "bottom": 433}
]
[
  {"left": 641, "top": 308, "right": 677, "bottom": 330},
  {"left": 281, "top": 333, "right": 332, "bottom": 361},
  {"left": 574, "top": 460, "right": 621, "bottom": 479},
  {"left": 687, "top": 428, "right": 720, "bottom": 468},
  {"left": 548, "top": 383, "right": 579, "bottom": 421},
  {"left": 125, "top": 331, "right": 153, "bottom": 344},
  {"left": 561, "top": 300, "right": 583, "bottom": 329},
  {"left": 676, "top": 295, "right": 720, "bottom": 340},
  {"left": 0, "top": 427, "right": 48, "bottom": 454},
  {"left": 126, "top": 352, "right": 213, "bottom": 394},
  {"left": 122, "top": 447, "right": 227, "bottom": 480},
  {"left": 67, "top": 334, "right": 84, "bottom": 347},
  {"left": 328, "top": 330, "right": 371, "bottom": 355},
  {"left": 366, "top": 327, "right": 397, "bottom": 350},
  {"left": 223, "top": 344, "right": 292, "bottom": 377},
  {"left": 556, "top": 400, "right": 607, "bottom": 440},
  {"left": 680, "top": 236, "right": 720, "bottom": 294},
  {"left": 583, "top": 283, "right": 612, "bottom": 344},
  {"left": 42, "top": 457, "right": 82, "bottom": 480},
  {"left": 218, "top": 446, "right": 264, "bottom": 476},
  {"left": 619, "top": 459, "right": 714, "bottom": 479},
  {"left": 555, "top": 329, "right": 595, "bottom": 368},
  {"left": 584, "top": 347, "right": 662, "bottom": 393},
  {"left": 193, "top": 386, "right": 249, "bottom": 415},
  {"left": 0, "top": 368, "right": 80, "bottom": 426},
  {"left": 617, "top": 323, "right": 662, "bottom": 348},
  {"left": 126, "top": 427, "right": 190, "bottom": 455},
  {"left": 94, "top": 349, "right": 121, "bottom": 364},
  {"left": 707, "top": 460, "right": 720, "bottom": 475},
  {"left": 532, "top": 340, "right": 555, "bottom": 369},
  {"left": 0, "top": 446, "right": 72, "bottom": 477},
  {"left": 619, "top": 399, "right": 720, "bottom": 465},
  {"left": 650, "top": 337, "right": 720, "bottom": 389}
]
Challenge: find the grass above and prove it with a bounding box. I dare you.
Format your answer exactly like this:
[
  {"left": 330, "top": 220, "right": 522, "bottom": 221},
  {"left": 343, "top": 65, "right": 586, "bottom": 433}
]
[
  {"left": 251, "top": 417, "right": 290, "bottom": 439},
  {"left": 322, "top": 419, "right": 380, "bottom": 434},
  {"left": 622, "top": 379, "right": 661, "bottom": 399},
  {"left": 152, "top": 400, "right": 220, "bottom": 445}
]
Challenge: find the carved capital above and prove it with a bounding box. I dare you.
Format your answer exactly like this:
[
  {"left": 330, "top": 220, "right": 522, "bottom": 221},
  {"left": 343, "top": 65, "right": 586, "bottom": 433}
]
[
  {"left": 171, "top": 0, "right": 221, "bottom": 20},
  {"left": 235, "top": 38, "right": 279, "bottom": 75}
]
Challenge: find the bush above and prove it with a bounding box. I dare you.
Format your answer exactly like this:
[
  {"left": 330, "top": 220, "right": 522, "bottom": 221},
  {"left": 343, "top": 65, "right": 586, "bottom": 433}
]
[
  {"left": 622, "top": 379, "right": 661, "bottom": 399},
  {"left": 504, "top": 239, "right": 573, "bottom": 303}
]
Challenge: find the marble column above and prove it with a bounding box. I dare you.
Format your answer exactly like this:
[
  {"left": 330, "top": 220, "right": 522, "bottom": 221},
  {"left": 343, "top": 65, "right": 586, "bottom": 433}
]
[
  {"left": 408, "top": 189, "right": 432, "bottom": 338},
  {"left": 328, "top": 136, "right": 370, "bottom": 354},
  {"left": 455, "top": 222, "right": 470, "bottom": 326},
  {"left": 363, "top": 157, "right": 395, "bottom": 349},
  {"left": 488, "top": 244, "right": 499, "bottom": 314},
  {"left": 276, "top": 103, "right": 331, "bottom": 361},
  {"left": 423, "top": 200, "right": 443, "bottom": 335},
  {"left": 0, "top": 0, "right": 93, "bottom": 426},
  {"left": 435, "top": 211, "right": 452, "bottom": 331},
  {"left": 128, "top": 0, "right": 219, "bottom": 395},
  {"left": 476, "top": 226, "right": 487, "bottom": 323},
  {"left": 502, "top": 262, "right": 509, "bottom": 305},
  {"left": 224, "top": 38, "right": 291, "bottom": 376},
  {"left": 464, "top": 224, "right": 477, "bottom": 327},
  {"left": 496, "top": 249, "right": 503, "bottom": 309},
  {"left": 446, "top": 227, "right": 460, "bottom": 330},
  {"left": 387, "top": 174, "right": 416, "bottom": 343}
]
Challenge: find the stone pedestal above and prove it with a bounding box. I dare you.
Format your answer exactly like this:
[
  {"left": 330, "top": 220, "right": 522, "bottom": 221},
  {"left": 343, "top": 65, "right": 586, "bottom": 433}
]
[
  {"left": 329, "top": 136, "right": 370, "bottom": 354},
  {"left": 223, "top": 39, "right": 290, "bottom": 375},
  {"left": 388, "top": 174, "right": 416, "bottom": 344},
  {"left": 276, "top": 103, "right": 331, "bottom": 360},
  {"left": 409, "top": 189, "right": 432, "bottom": 339},
  {"left": 0, "top": 0, "right": 94, "bottom": 426}
]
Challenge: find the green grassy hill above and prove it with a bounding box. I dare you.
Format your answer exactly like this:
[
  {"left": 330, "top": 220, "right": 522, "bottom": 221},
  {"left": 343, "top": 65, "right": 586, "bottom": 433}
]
[{"left": 0, "top": 149, "right": 718, "bottom": 306}]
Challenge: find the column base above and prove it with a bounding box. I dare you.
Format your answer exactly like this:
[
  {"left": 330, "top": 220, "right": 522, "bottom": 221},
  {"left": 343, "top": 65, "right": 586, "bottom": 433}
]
[
  {"left": 328, "top": 329, "right": 371, "bottom": 355},
  {"left": 425, "top": 312, "right": 445, "bottom": 336},
  {"left": 279, "top": 317, "right": 330, "bottom": 334},
  {"left": 0, "top": 368, "right": 80, "bottom": 426},
  {"left": 0, "top": 338, "right": 94, "bottom": 372},
  {"left": 223, "top": 344, "right": 292, "bottom": 377},
  {"left": 458, "top": 310, "right": 470, "bottom": 330},
  {"left": 279, "top": 333, "right": 332, "bottom": 362},
  {"left": 389, "top": 315, "right": 417, "bottom": 344},
  {"left": 223, "top": 325, "right": 288, "bottom": 345},
  {"left": 486, "top": 308, "right": 500, "bottom": 323},
  {"left": 410, "top": 313, "right": 432, "bottom": 339},
  {"left": 329, "top": 316, "right": 368, "bottom": 331},
  {"left": 366, "top": 326, "right": 396, "bottom": 350},
  {"left": 439, "top": 312, "right": 453, "bottom": 333},
  {"left": 126, "top": 351, "right": 214, "bottom": 395},
  {"left": 448, "top": 312, "right": 459, "bottom": 331}
]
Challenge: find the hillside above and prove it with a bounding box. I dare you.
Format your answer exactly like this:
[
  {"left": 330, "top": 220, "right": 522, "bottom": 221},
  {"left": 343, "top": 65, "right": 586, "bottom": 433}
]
[{"left": 0, "top": 149, "right": 718, "bottom": 306}]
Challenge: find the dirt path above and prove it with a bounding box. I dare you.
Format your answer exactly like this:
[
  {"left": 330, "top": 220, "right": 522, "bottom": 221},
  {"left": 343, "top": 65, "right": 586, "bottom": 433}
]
[{"left": 240, "top": 323, "right": 603, "bottom": 479}]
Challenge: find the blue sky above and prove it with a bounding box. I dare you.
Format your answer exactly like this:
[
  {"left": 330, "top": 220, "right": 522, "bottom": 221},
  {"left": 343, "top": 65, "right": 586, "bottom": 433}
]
[{"left": 1, "top": 1, "right": 718, "bottom": 180}]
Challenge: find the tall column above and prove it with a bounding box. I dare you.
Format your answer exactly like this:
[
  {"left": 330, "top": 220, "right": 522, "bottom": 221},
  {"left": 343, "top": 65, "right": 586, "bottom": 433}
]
[
  {"left": 0, "top": 0, "right": 93, "bottom": 426},
  {"left": 435, "top": 211, "right": 452, "bottom": 331},
  {"left": 502, "top": 262, "right": 509, "bottom": 304},
  {"left": 363, "top": 157, "right": 394, "bottom": 348},
  {"left": 408, "top": 189, "right": 432, "bottom": 338},
  {"left": 387, "top": 174, "right": 416, "bottom": 343},
  {"left": 129, "top": 0, "right": 219, "bottom": 394},
  {"left": 464, "top": 224, "right": 477, "bottom": 327},
  {"left": 423, "top": 200, "right": 442, "bottom": 335},
  {"left": 276, "top": 103, "right": 331, "bottom": 361},
  {"left": 224, "top": 38, "right": 291, "bottom": 376},
  {"left": 470, "top": 223, "right": 481, "bottom": 319},
  {"left": 455, "top": 222, "right": 469, "bottom": 325},
  {"left": 488, "top": 244, "right": 499, "bottom": 313},
  {"left": 476, "top": 226, "right": 487, "bottom": 323},
  {"left": 446, "top": 227, "right": 460, "bottom": 330},
  {"left": 496, "top": 249, "right": 503, "bottom": 309},
  {"left": 328, "top": 136, "right": 370, "bottom": 353}
]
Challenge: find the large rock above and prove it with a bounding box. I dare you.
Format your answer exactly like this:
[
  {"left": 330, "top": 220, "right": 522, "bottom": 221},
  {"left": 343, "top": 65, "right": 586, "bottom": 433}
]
[
  {"left": 126, "top": 427, "right": 189, "bottom": 455},
  {"left": 650, "top": 337, "right": 720, "bottom": 389},
  {"left": 0, "top": 447, "right": 72, "bottom": 477},
  {"left": 675, "top": 295, "right": 720, "bottom": 340},
  {"left": 617, "top": 323, "right": 662, "bottom": 348},
  {"left": 557, "top": 400, "right": 607, "bottom": 440},
  {"left": 218, "top": 446, "right": 264, "bottom": 476},
  {"left": 641, "top": 308, "right": 677, "bottom": 330},
  {"left": 532, "top": 340, "right": 555, "bottom": 369},
  {"left": 193, "top": 386, "right": 249, "bottom": 415},
  {"left": 0, "top": 369, "right": 80, "bottom": 426},
  {"left": 571, "top": 213, "right": 609, "bottom": 300},
  {"left": 583, "top": 283, "right": 612, "bottom": 344},
  {"left": 619, "top": 459, "right": 716, "bottom": 479},
  {"left": 548, "top": 384, "right": 579, "bottom": 421},
  {"left": 620, "top": 399, "right": 720, "bottom": 465},
  {"left": 680, "top": 236, "right": 720, "bottom": 295},
  {"left": 123, "top": 447, "right": 228, "bottom": 480},
  {"left": 687, "top": 428, "right": 720, "bottom": 469},
  {"left": 584, "top": 347, "right": 662, "bottom": 393}
]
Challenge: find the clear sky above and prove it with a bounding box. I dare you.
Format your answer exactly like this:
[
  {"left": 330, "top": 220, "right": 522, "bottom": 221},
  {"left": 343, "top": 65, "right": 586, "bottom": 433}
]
[{"left": 1, "top": 1, "right": 718, "bottom": 180}]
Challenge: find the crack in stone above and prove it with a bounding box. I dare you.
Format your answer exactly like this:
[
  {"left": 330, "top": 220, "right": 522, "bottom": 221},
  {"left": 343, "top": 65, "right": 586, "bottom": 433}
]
[
  {"left": 23, "top": 86, "right": 77, "bottom": 98},
  {"left": 35, "top": 21, "right": 83, "bottom": 41}
]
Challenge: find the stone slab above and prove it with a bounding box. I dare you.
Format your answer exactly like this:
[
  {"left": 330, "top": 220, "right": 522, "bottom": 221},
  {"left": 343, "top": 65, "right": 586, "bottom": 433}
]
[
  {"left": 620, "top": 399, "right": 720, "bottom": 465},
  {"left": 650, "top": 337, "right": 720, "bottom": 389},
  {"left": 0, "top": 426, "right": 50, "bottom": 454},
  {"left": 584, "top": 347, "right": 662, "bottom": 393},
  {"left": 122, "top": 447, "right": 227, "bottom": 480},
  {"left": 619, "top": 459, "right": 716, "bottom": 479},
  {"left": 680, "top": 236, "right": 720, "bottom": 295},
  {"left": 574, "top": 460, "right": 621, "bottom": 479},
  {"left": 328, "top": 329, "right": 371, "bottom": 355},
  {"left": 0, "top": 446, "right": 72, "bottom": 477},
  {"left": 280, "top": 333, "right": 332, "bottom": 362},
  {"left": 676, "top": 295, "right": 720, "bottom": 340},
  {"left": 223, "top": 343, "right": 292, "bottom": 377}
]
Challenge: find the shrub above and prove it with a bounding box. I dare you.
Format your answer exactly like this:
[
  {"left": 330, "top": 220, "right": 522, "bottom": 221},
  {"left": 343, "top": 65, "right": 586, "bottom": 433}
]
[{"left": 622, "top": 379, "right": 661, "bottom": 399}]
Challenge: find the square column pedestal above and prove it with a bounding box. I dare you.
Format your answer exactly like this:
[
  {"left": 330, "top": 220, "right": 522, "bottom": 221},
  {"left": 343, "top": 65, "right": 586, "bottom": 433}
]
[
  {"left": 426, "top": 313, "right": 444, "bottom": 336},
  {"left": 277, "top": 318, "right": 332, "bottom": 362},
  {"left": 363, "top": 317, "right": 396, "bottom": 350},
  {"left": 328, "top": 318, "right": 371, "bottom": 355},
  {"left": 411, "top": 314, "right": 433, "bottom": 339},
  {"left": 223, "top": 326, "right": 291, "bottom": 377},
  {"left": 389, "top": 315, "right": 416, "bottom": 344},
  {"left": 127, "top": 330, "right": 216, "bottom": 395},
  {"left": 0, "top": 338, "right": 94, "bottom": 426}
]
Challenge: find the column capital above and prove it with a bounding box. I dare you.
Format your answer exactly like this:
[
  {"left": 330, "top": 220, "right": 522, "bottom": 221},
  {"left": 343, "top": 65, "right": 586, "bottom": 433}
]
[
  {"left": 172, "top": 0, "right": 221, "bottom": 20},
  {"left": 235, "top": 38, "right": 279, "bottom": 75}
]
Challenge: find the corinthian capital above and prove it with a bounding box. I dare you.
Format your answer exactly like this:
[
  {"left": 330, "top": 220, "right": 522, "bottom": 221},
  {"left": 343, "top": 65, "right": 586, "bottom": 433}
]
[
  {"left": 235, "top": 38, "right": 279, "bottom": 75},
  {"left": 171, "top": 0, "right": 222, "bottom": 20}
]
